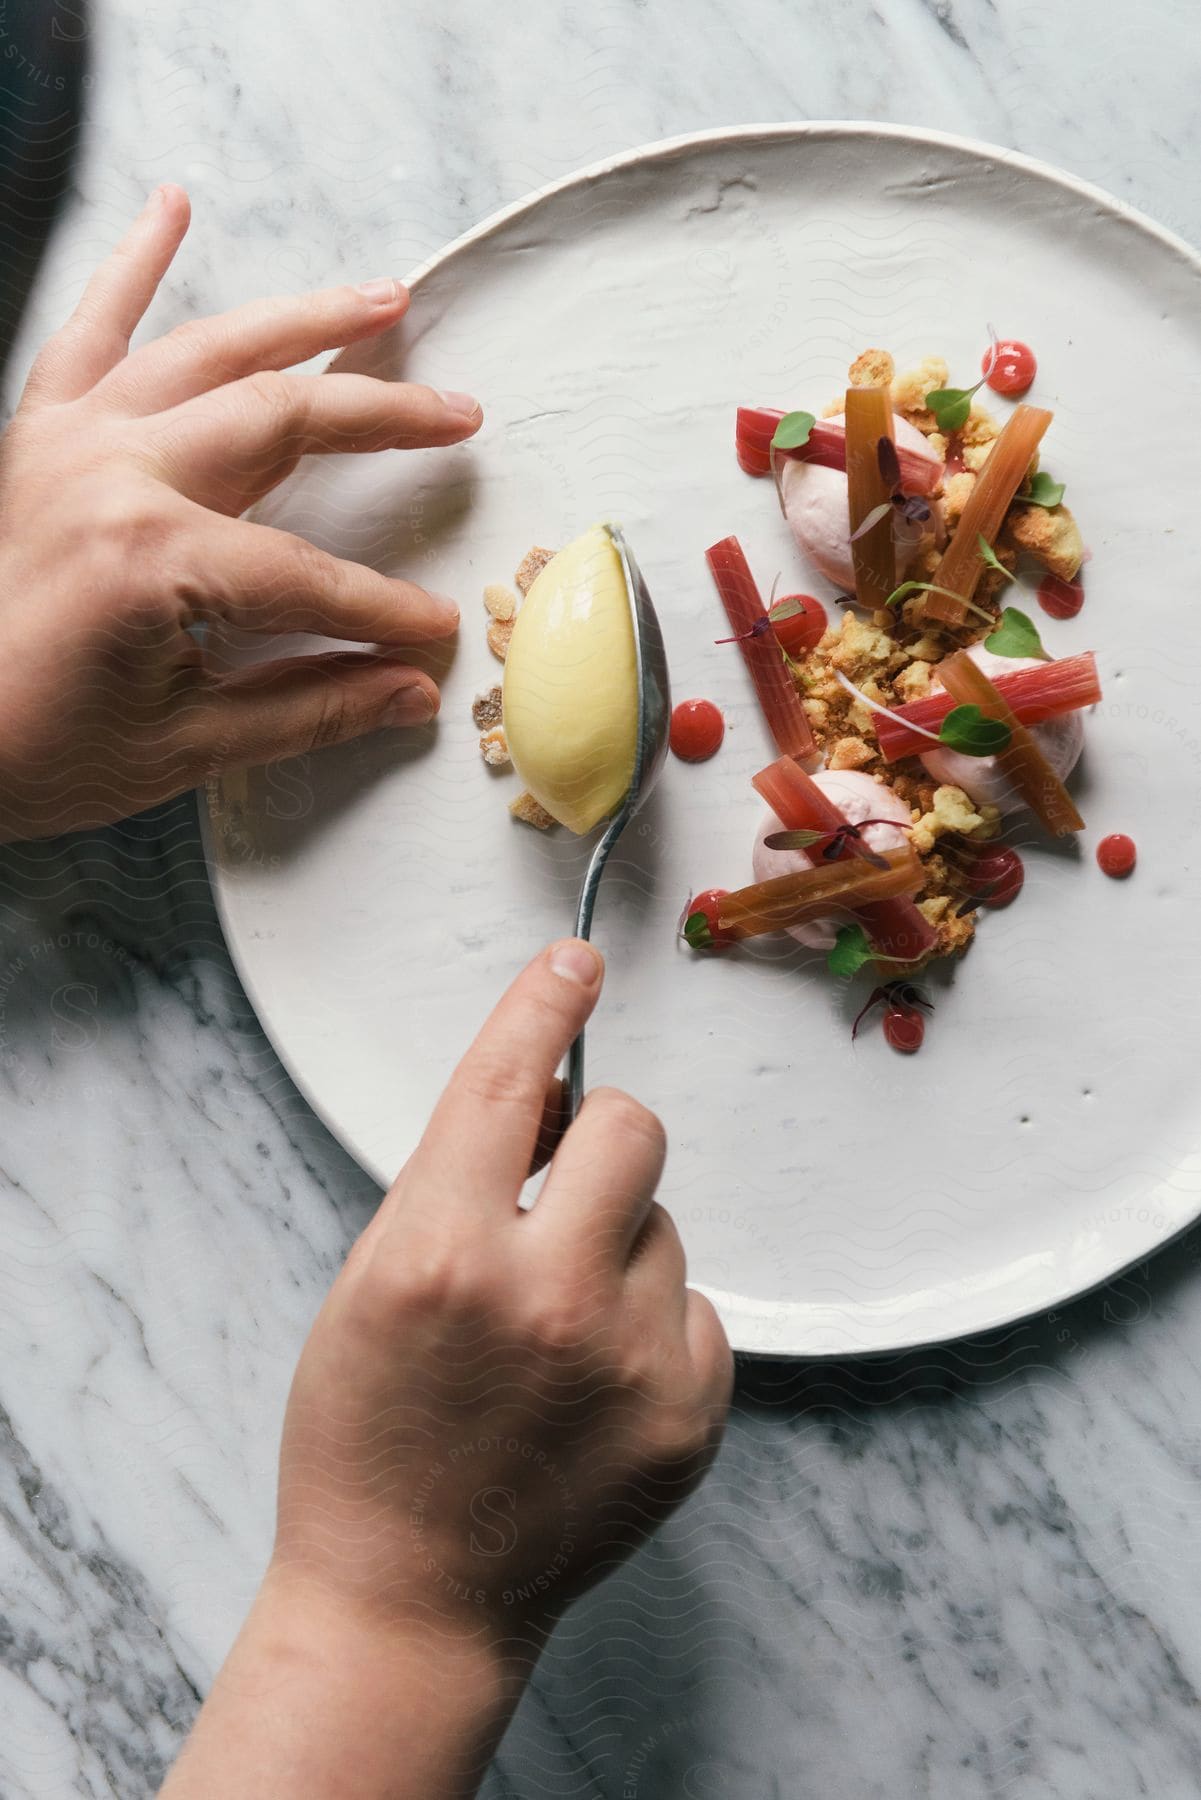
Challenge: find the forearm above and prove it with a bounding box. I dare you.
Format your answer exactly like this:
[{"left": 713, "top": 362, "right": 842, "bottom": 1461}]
[{"left": 160, "top": 1573, "right": 538, "bottom": 1800}]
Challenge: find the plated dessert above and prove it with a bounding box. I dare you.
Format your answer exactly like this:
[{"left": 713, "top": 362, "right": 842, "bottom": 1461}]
[
  {"left": 473, "top": 341, "right": 1123, "bottom": 1055},
  {"left": 683, "top": 342, "right": 1117, "bottom": 1051}
]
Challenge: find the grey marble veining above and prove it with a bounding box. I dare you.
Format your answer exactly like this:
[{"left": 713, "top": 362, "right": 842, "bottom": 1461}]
[{"left": 2, "top": 2, "right": 1201, "bottom": 1795}]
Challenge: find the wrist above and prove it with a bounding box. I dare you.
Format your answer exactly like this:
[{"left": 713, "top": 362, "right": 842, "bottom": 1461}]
[{"left": 163, "top": 1566, "right": 539, "bottom": 1800}]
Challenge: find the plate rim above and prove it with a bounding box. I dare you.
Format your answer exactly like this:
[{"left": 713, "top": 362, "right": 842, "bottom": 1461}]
[{"left": 204, "top": 120, "right": 1201, "bottom": 1359}]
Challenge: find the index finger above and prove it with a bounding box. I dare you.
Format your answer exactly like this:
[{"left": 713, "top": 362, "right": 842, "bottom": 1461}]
[
  {"left": 25, "top": 184, "right": 191, "bottom": 404},
  {"left": 396, "top": 940, "right": 604, "bottom": 1218}
]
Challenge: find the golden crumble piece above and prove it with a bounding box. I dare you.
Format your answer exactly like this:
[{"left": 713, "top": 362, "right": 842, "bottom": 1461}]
[
  {"left": 961, "top": 406, "right": 1000, "bottom": 448},
  {"left": 509, "top": 790, "right": 556, "bottom": 830},
  {"left": 821, "top": 399, "right": 845, "bottom": 419},
  {"left": 471, "top": 684, "right": 503, "bottom": 730},
  {"left": 515, "top": 546, "right": 556, "bottom": 595},
  {"left": 487, "top": 619, "right": 514, "bottom": 661},
  {"left": 941, "top": 471, "right": 976, "bottom": 531},
  {"left": 827, "top": 735, "right": 875, "bottom": 772},
  {"left": 894, "top": 660, "right": 934, "bottom": 702},
  {"left": 910, "top": 784, "right": 988, "bottom": 856},
  {"left": 484, "top": 582, "right": 518, "bottom": 622},
  {"left": 908, "top": 634, "right": 947, "bottom": 663},
  {"left": 849, "top": 348, "right": 895, "bottom": 388},
  {"left": 479, "top": 726, "right": 510, "bottom": 768},
  {"left": 829, "top": 613, "right": 894, "bottom": 677},
  {"left": 924, "top": 895, "right": 976, "bottom": 958},
  {"left": 891, "top": 357, "right": 949, "bottom": 432},
  {"left": 1003, "top": 501, "right": 1085, "bottom": 582}
]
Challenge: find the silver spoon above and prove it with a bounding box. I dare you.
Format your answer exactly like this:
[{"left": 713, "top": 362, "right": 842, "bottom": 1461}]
[{"left": 565, "top": 523, "right": 671, "bottom": 1120}]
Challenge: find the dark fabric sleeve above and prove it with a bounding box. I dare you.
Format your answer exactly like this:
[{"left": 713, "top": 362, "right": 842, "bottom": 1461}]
[{"left": 0, "top": 0, "right": 89, "bottom": 389}]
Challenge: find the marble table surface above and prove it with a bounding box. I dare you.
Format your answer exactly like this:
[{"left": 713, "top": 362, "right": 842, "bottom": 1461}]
[{"left": 3, "top": 2, "right": 1201, "bottom": 1795}]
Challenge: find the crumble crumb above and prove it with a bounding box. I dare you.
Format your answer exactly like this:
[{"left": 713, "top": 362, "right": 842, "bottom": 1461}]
[
  {"left": 484, "top": 582, "right": 518, "bottom": 622},
  {"left": 849, "top": 347, "right": 895, "bottom": 388},
  {"left": 1003, "top": 501, "right": 1085, "bottom": 582},
  {"left": 479, "top": 726, "right": 510, "bottom": 767},
  {"left": 891, "top": 356, "right": 949, "bottom": 431},
  {"left": 509, "top": 790, "right": 556, "bottom": 830},
  {"left": 827, "top": 735, "right": 876, "bottom": 772},
  {"left": 515, "top": 546, "right": 556, "bottom": 595},
  {"left": 487, "top": 619, "right": 514, "bottom": 661},
  {"left": 910, "top": 785, "right": 994, "bottom": 857},
  {"left": 471, "top": 685, "right": 503, "bottom": 731}
]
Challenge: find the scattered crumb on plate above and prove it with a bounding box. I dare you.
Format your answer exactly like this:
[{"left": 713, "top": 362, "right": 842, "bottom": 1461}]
[
  {"left": 479, "top": 726, "right": 510, "bottom": 767},
  {"left": 509, "top": 790, "right": 556, "bottom": 829},
  {"left": 515, "top": 545, "right": 556, "bottom": 595}
]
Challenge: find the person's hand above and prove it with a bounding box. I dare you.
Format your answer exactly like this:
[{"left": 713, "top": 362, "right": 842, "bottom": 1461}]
[
  {"left": 162, "top": 941, "right": 732, "bottom": 1800},
  {"left": 0, "top": 184, "right": 482, "bottom": 841}
]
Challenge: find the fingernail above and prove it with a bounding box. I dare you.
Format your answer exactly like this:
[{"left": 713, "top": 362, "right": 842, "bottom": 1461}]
[
  {"left": 384, "top": 685, "right": 436, "bottom": 727},
  {"left": 550, "top": 939, "right": 603, "bottom": 987},
  {"left": 429, "top": 592, "right": 460, "bottom": 630},
  {"left": 437, "top": 389, "right": 482, "bottom": 422},
  {"left": 356, "top": 277, "right": 404, "bottom": 305}
]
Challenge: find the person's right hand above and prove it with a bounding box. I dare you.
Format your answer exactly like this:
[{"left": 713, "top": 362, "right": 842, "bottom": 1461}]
[
  {"left": 0, "top": 183, "right": 482, "bottom": 841},
  {"left": 273, "top": 934, "right": 733, "bottom": 1649},
  {"left": 161, "top": 941, "right": 733, "bottom": 1800}
]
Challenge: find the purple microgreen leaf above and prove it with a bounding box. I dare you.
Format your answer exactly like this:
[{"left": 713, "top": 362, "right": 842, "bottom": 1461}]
[
  {"left": 851, "top": 984, "right": 888, "bottom": 1040},
  {"left": 762, "top": 827, "right": 827, "bottom": 852},
  {"left": 900, "top": 494, "right": 931, "bottom": 523},
  {"left": 884, "top": 980, "right": 933, "bottom": 1015}
]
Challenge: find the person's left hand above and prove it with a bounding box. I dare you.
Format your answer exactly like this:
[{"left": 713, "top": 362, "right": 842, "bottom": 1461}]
[{"left": 0, "top": 184, "right": 482, "bottom": 841}]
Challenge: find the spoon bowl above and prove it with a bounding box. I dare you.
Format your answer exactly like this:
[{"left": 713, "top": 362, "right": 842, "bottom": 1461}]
[{"left": 565, "top": 524, "right": 671, "bottom": 1118}]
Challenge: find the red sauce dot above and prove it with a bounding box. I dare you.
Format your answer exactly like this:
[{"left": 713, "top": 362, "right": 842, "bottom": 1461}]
[
  {"left": 1038, "top": 573, "right": 1085, "bottom": 619},
  {"left": 983, "top": 339, "right": 1037, "bottom": 396},
  {"left": 670, "top": 698, "right": 725, "bottom": 762},
  {"left": 1097, "top": 834, "right": 1136, "bottom": 878},
  {"left": 968, "top": 846, "right": 1024, "bottom": 909},
  {"left": 769, "top": 594, "right": 827, "bottom": 657},
  {"left": 884, "top": 1007, "right": 925, "bottom": 1054}
]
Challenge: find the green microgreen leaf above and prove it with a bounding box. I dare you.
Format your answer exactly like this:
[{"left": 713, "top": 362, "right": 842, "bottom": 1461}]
[
  {"left": 827, "top": 924, "right": 875, "bottom": 978},
  {"left": 1017, "top": 469, "right": 1065, "bottom": 509},
  {"left": 938, "top": 704, "right": 1013, "bottom": 756},
  {"left": 984, "top": 606, "right": 1048, "bottom": 660},
  {"left": 976, "top": 533, "right": 1015, "bottom": 583},
  {"left": 924, "top": 385, "right": 979, "bottom": 432},
  {"left": 771, "top": 410, "right": 816, "bottom": 451},
  {"left": 683, "top": 910, "right": 714, "bottom": 950}
]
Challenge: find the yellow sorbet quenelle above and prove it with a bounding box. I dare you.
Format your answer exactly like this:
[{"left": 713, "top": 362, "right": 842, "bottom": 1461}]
[{"left": 502, "top": 524, "right": 639, "bottom": 834}]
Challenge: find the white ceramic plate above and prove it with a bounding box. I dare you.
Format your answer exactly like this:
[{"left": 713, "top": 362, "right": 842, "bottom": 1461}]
[{"left": 204, "top": 124, "right": 1201, "bottom": 1357}]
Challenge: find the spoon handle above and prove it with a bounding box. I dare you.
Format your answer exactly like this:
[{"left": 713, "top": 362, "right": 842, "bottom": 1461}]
[{"left": 565, "top": 810, "right": 628, "bottom": 1120}]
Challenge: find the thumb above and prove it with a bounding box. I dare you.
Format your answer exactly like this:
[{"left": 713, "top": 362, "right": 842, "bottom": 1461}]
[{"left": 197, "top": 653, "right": 438, "bottom": 770}]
